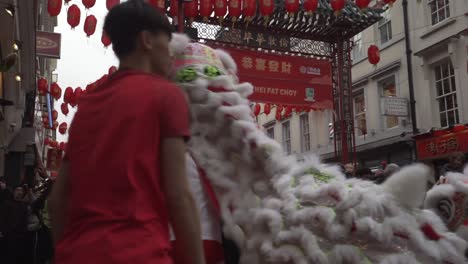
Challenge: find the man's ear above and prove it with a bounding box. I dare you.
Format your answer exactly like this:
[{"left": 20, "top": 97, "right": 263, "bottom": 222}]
[{"left": 137, "top": 30, "right": 154, "bottom": 51}]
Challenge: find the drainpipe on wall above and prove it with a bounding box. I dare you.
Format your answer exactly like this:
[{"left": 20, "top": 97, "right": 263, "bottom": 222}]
[{"left": 402, "top": 0, "right": 419, "bottom": 135}]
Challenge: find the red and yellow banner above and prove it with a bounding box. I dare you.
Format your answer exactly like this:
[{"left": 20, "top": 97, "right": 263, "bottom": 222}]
[{"left": 415, "top": 128, "right": 468, "bottom": 160}]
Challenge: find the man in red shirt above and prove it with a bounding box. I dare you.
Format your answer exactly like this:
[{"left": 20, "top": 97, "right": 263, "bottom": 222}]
[{"left": 48, "top": 1, "right": 205, "bottom": 263}]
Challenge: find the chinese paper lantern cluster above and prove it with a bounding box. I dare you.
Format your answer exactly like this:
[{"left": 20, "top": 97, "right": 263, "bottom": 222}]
[
  {"left": 229, "top": 0, "right": 242, "bottom": 25},
  {"left": 44, "top": 137, "right": 66, "bottom": 151},
  {"left": 259, "top": 0, "right": 274, "bottom": 25},
  {"left": 285, "top": 0, "right": 299, "bottom": 15},
  {"left": 47, "top": 0, "right": 62, "bottom": 17},
  {"left": 330, "top": 0, "right": 345, "bottom": 15},
  {"left": 368, "top": 45, "right": 380, "bottom": 65},
  {"left": 106, "top": 0, "right": 120, "bottom": 10},
  {"left": 243, "top": 0, "right": 256, "bottom": 25},
  {"left": 50, "top": 83, "right": 62, "bottom": 100},
  {"left": 253, "top": 104, "right": 261, "bottom": 116},
  {"left": 84, "top": 15, "right": 97, "bottom": 37},
  {"left": 184, "top": 0, "right": 199, "bottom": 24},
  {"left": 82, "top": 0, "right": 96, "bottom": 9},
  {"left": 303, "top": 0, "right": 318, "bottom": 15},
  {"left": 101, "top": 31, "right": 112, "bottom": 47},
  {"left": 200, "top": 0, "right": 213, "bottom": 22},
  {"left": 355, "top": 0, "right": 370, "bottom": 9},
  {"left": 64, "top": 87, "right": 73, "bottom": 104},
  {"left": 59, "top": 122, "right": 68, "bottom": 135},
  {"left": 67, "top": 4, "right": 81, "bottom": 29},
  {"left": 214, "top": 0, "right": 228, "bottom": 24},
  {"left": 37, "top": 78, "right": 48, "bottom": 96}
]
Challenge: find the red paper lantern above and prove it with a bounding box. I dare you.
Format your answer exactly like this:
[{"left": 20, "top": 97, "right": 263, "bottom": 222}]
[
  {"left": 61, "top": 103, "right": 69, "bottom": 116},
  {"left": 67, "top": 4, "right": 81, "bottom": 29},
  {"left": 82, "top": 0, "right": 96, "bottom": 9},
  {"left": 50, "top": 82, "right": 62, "bottom": 99},
  {"left": 285, "top": 106, "right": 292, "bottom": 116},
  {"left": 285, "top": 0, "right": 299, "bottom": 15},
  {"left": 47, "top": 0, "right": 62, "bottom": 16},
  {"left": 200, "top": 0, "right": 213, "bottom": 21},
  {"left": 184, "top": 0, "right": 198, "bottom": 24},
  {"left": 84, "top": 15, "right": 97, "bottom": 37},
  {"left": 52, "top": 110, "right": 58, "bottom": 121},
  {"left": 229, "top": 0, "right": 242, "bottom": 23},
  {"left": 355, "top": 0, "right": 370, "bottom": 9},
  {"left": 74, "top": 87, "right": 83, "bottom": 105},
  {"left": 243, "top": 0, "right": 256, "bottom": 23},
  {"left": 368, "top": 45, "right": 380, "bottom": 65},
  {"left": 106, "top": 0, "right": 120, "bottom": 10},
  {"left": 275, "top": 109, "right": 281, "bottom": 121},
  {"left": 37, "top": 78, "right": 48, "bottom": 95},
  {"left": 109, "top": 66, "right": 118, "bottom": 75},
  {"left": 259, "top": 0, "right": 274, "bottom": 25},
  {"left": 64, "top": 87, "right": 73, "bottom": 103},
  {"left": 169, "top": 0, "right": 179, "bottom": 18},
  {"left": 59, "top": 122, "right": 68, "bottom": 135},
  {"left": 101, "top": 31, "right": 112, "bottom": 47},
  {"left": 214, "top": 0, "right": 227, "bottom": 23},
  {"left": 253, "top": 104, "right": 261, "bottom": 116},
  {"left": 303, "top": 0, "right": 318, "bottom": 14},
  {"left": 330, "top": 0, "right": 345, "bottom": 14},
  {"left": 264, "top": 103, "right": 271, "bottom": 115},
  {"left": 277, "top": 105, "right": 283, "bottom": 112}
]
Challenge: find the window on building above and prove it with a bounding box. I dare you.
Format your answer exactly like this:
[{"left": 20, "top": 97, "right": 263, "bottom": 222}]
[
  {"left": 354, "top": 93, "right": 367, "bottom": 136},
  {"left": 282, "top": 121, "right": 291, "bottom": 155},
  {"left": 266, "top": 125, "right": 275, "bottom": 139},
  {"left": 378, "top": 9, "right": 392, "bottom": 44},
  {"left": 429, "top": 0, "right": 450, "bottom": 25},
  {"left": 379, "top": 75, "right": 399, "bottom": 129},
  {"left": 435, "top": 61, "right": 459, "bottom": 127},
  {"left": 300, "top": 114, "right": 310, "bottom": 152},
  {"left": 352, "top": 33, "right": 362, "bottom": 61}
]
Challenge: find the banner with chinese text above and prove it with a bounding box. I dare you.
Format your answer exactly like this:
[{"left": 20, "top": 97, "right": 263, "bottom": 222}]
[
  {"left": 218, "top": 46, "right": 333, "bottom": 108},
  {"left": 415, "top": 129, "right": 468, "bottom": 160}
]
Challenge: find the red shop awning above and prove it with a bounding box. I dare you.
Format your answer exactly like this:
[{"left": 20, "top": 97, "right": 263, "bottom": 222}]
[{"left": 414, "top": 125, "right": 468, "bottom": 160}]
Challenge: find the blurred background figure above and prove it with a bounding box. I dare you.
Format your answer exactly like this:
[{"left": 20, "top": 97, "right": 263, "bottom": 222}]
[
  {"left": 440, "top": 152, "right": 466, "bottom": 176},
  {"left": 375, "top": 163, "right": 400, "bottom": 184}
]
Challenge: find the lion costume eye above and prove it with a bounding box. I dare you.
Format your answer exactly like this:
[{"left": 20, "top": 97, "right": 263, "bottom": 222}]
[
  {"left": 204, "top": 65, "right": 221, "bottom": 78},
  {"left": 176, "top": 67, "right": 198, "bottom": 83}
]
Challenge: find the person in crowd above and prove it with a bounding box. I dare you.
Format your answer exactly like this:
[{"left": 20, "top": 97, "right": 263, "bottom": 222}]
[
  {"left": 344, "top": 163, "right": 356, "bottom": 178},
  {"left": 48, "top": 1, "right": 205, "bottom": 264},
  {"left": 440, "top": 152, "right": 466, "bottom": 176},
  {"left": 375, "top": 163, "right": 400, "bottom": 184}
]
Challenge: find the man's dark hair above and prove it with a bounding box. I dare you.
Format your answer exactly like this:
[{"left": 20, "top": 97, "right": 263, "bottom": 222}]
[{"left": 103, "top": 0, "right": 173, "bottom": 58}]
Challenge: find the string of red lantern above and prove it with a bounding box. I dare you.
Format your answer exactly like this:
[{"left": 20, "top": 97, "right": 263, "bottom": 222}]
[
  {"left": 229, "top": 0, "right": 242, "bottom": 26},
  {"left": 106, "top": 0, "right": 120, "bottom": 10},
  {"left": 243, "top": 0, "right": 256, "bottom": 25},
  {"left": 368, "top": 45, "right": 380, "bottom": 65},
  {"left": 59, "top": 122, "right": 68, "bottom": 135},
  {"left": 50, "top": 83, "right": 62, "bottom": 100},
  {"left": 67, "top": 4, "right": 81, "bottom": 29},
  {"left": 101, "top": 31, "right": 111, "bottom": 47},
  {"left": 63, "top": 87, "right": 73, "bottom": 104},
  {"left": 355, "top": 0, "right": 370, "bottom": 9},
  {"left": 37, "top": 78, "right": 48, "bottom": 96},
  {"left": 259, "top": 0, "right": 274, "bottom": 25},
  {"left": 264, "top": 103, "right": 271, "bottom": 115},
  {"left": 61, "top": 103, "right": 69, "bottom": 116},
  {"left": 84, "top": 15, "right": 97, "bottom": 37},
  {"left": 200, "top": 0, "right": 213, "bottom": 22},
  {"left": 330, "top": 0, "right": 345, "bottom": 15},
  {"left": 303, "top": 0, "right": 318, "bottom": 15},
  {"left": 82, "top": 0, "right": 96, "bottom": 9},
  {"left": 253, "top": 104, "right": 261, "bottom": 116},
  {"left": 47, "top": 0, "right": 62, "bottom": 17},
  {"left": 285, "top": 0, "right": 299, "bottom": 15},
  {"left": 184, "top": 0, "right": 199, "bottom": 24},
  {"left": 214, "top": 0, "right": 227, "bottom": 24}
]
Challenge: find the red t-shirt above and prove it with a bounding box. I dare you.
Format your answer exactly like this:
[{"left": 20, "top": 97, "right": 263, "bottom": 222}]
[{"left": 55, "top": 70, "right": 190, "bottom": 264}]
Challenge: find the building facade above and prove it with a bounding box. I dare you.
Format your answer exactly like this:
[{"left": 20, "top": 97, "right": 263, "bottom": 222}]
[{"left": 257, "top": 0, "right": 467, "bottom": 168}]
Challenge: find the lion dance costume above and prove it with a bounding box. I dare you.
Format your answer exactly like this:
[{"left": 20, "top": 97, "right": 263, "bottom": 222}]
[{"left": 169, "top": 33, "right": 468, "bottom": 264}]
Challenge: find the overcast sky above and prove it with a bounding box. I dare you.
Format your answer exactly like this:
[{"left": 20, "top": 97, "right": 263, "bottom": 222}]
[{"left": 54, "top": 1, "right": 118, "bottom": 141}]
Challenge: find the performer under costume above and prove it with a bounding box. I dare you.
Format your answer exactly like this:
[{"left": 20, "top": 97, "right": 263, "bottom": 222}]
[{"left": 169, "top": 33, "right": 468, "bottom": 263}]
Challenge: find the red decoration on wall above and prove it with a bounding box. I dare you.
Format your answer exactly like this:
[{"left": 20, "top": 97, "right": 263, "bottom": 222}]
[
  {"left": 37, "top": 78, "right": 48, "bottom": 96},
  {"left": 355, "top": 0, "right": 370, "bottom": 9},
  {"left": 330, "top": 0, "right": 345, "bottom": 14},
  {"left": 61, "top": 103, "right": 69, "bottom": 116},
  {"left": 264, "top": 103, "right": 271, "bottom": 115},
  {"left": 253, "top": 104, "right": 261, "bottom": 116},
  {"left": 285, "top": 0, "right": 299, "bottom": 15},
  {"left": 229, "top": 0, "right": 242, "bottom": 24},
  {"left": 303, "top": 0, "right": 318, "bottom": 14},
  {"left": 169, "top": 0, "right": 179, "bottom": 18},
  {"left": 259, "top": 0, "right": 274, "bottom": 24},
  {"left": 64, "top": 87, "right": 73, "bottom": 104},
  {"left": 82, "top": 0, "right": 96, "bottom": 9},
  {"left": 106, "top": 0, "right": 120, "bottom": 10},
  {"left": 101, "top": 31, "right": 111, "bottom": 47},
  {"left": 59, "top": 122, "right": 68, "bottom": 135},
  {"left": 368, "top": 45, "right": 380, "bottom": 65},
  {"left": 184, "top": 0, "right": 199, "bottom": 24},
  {"left": 67, "top": 5, "right": 81, "bottom": 29},
  {"left": 50, "top": 82, "right": 62, "bottom": 99},
  {"left": 47, "top": 0, "right": 62, "bottom": 17},
  {"left": 214, "top": 0, "right": 228, "bottom": 24},
  {"left": 200, "top": 0, "right": 213, "bottom": 21},
  {"left": 84, "top": 15, "right": 97, "bottom": 37},
  {"left": 243, "top": 0, "right": 256, "bottom": 24}
]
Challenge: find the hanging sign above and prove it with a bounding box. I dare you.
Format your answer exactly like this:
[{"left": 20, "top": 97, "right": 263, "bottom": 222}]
[
  {"left": 216, "top": 28, "right": 291, "bottom": 51},
  {"left": 415, "top": 128, "right": 468, "bottom": 160},
  {"left": 381, "top": 97, "right": 408, "bottom": 116},
  {"left": 37, "top": 31, "right": 62, "bottom": 59},
  {"left": 215, "top": 46, "right": 333, "bottom": 108}
]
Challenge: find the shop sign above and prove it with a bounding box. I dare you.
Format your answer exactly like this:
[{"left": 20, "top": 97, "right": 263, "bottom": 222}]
[
  {"left": 216, "top": 28, "right": 291, "bottom": 51},
  {"left": 37, "top": 31, "right": 61, "bottom": 59},
  {"left": 213, "top": 46, "right": 333, "bottom": 108},
  {"left": 416, "top": 129, "right": 468, "bottom": 160},
  {"left": 381, "top": 97, "right": 408, "bottom": 116}
]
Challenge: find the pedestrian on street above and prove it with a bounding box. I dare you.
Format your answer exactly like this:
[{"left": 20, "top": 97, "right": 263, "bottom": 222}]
[{"left": 48, "top": 1, "right": 205, "bottom": 264}]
